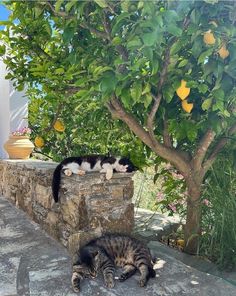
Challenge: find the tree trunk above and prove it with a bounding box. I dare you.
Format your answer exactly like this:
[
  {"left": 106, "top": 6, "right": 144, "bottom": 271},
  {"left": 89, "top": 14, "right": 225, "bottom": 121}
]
[{"left": 184, "top": 179, "right": 202, "bottom": 254}]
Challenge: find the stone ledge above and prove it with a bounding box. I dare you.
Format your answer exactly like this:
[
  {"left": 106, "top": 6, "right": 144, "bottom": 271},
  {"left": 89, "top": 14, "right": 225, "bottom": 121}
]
[{"left": 0, "top": 159, "right": 134, "bottom": 254}]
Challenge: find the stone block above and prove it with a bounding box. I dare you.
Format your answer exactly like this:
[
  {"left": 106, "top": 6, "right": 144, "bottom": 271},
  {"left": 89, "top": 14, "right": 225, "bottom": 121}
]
[
  {"left": 35, "top": 184, "right": 52, "bottom": 209},
  {"left": 0, "top": 159, "right": 135, "bottom": 253}
]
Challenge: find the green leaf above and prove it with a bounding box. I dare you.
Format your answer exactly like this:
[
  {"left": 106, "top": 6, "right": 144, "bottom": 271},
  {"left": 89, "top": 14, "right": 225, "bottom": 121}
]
[
  {"left": 0, "top": 45, "right": 6, "bottom": 56},
  {"left": 212, "top": 89, "right": 224, "bottom": 100},
  {"left": 94, "top": 66, "right": 114, "bottom": 76},
  {"left": 151, "top": 58, "right": 159, "bottom": 75},
  {"left": 127, "top": 37, "right": 142, "bottom": 49},
  {"left": 178, "top": 59, "right": 188, "bottom": 68},
  {"left": 144, "top": 93, "right": 152, "bottom": 108},
  {"left": 94, "top": 0, "right": 107, "bottom": 8},
  {"left": 121, "top": 0, "right": 129, "bottom": 12},
  {"left": 55, "top": 0, "right": 64, "bottom": 12},
  {"left": 55, "top": 68, "right": 65, "bottom": 74},
  {"left": 142, "top": 83, "right": 151, "bottom": 95},
  {"left": 142, "top": 30, "right": 157, "bottom": 47},
  {"left": 100, "top": 72, "right": 117, "bottom": 94},
  {"left": 130, "top": 82, "right": 142, "bottom": 102},
  {"left": 202, "top": 98, "right": 212, "bottom": 111},
  {"left": 198, "top": 84, "right": 208, "bottom": 94},
  {"left": 112, "top": 36, "right": 122, "bottom": 45},
  {"left": 198, "top": 49, "right": 213, "bottom": 64},
  {"left": 76, "top": 90, "right": 89, "bottom": 97},
  {"left": 111, "top": 12, "right": 130, "bottom": 36},
  {"left": 63, "top": 26, "right": 74, "bottom": 43},
  {"left": 65, "top": 1, "right": 76, "bottom": 12},
  {"left": 166, "top": 24, "right": 182, "bottom": 37}
]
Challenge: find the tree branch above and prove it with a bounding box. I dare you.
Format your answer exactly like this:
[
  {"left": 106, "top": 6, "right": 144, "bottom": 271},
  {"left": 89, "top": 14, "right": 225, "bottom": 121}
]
[
  {"left": 106, "top": 95, "right": 190, "bottom": 175},
  {"left": 163, "top": 116, "right": 172, "bottom": 148},
  {"left": 146, "top": 47, "right": 171, "bottom": 142},
  {"left": 79, "top": 22, "right": 108, "bottom": 40},
  {"left": 192, "top": 129, "right": 216, "bottom": 172},
  {"left": 203, "top": 123, "right": 236, "bottom": 172}
]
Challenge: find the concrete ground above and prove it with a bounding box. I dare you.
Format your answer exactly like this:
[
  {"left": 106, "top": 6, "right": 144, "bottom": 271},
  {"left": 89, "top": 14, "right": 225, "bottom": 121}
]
[{"left": 0, "top": 196, "right": 236, "bottom": 296}]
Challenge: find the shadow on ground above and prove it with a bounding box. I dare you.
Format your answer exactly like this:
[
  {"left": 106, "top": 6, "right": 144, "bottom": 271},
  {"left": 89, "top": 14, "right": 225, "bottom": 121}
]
[{"left": 0, "top": 196, "right": 235, "bottom": 296}]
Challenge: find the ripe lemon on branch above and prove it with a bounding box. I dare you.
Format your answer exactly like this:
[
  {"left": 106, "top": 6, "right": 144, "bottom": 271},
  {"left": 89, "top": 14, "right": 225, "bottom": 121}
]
[
  {"left": 53, "top": 119, "right": 65, "bottom": 132},
  {"left": 218, "top": 44, "right": 229, "bottom": 59},
  {"left": 34, "top": 136, "right": 45, "bottom": 148},
  {"left": 176, "top": 80, "right": 190, "bottom": 100},
  {"left": 203, "top": 30, "right": 216, "bottom": 45},
  {"left": 182, "top": 100, "right": 194, "bottom": 113}
]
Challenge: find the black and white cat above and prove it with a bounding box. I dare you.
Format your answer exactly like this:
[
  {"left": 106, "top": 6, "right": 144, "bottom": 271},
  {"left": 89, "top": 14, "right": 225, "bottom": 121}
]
[{"left": 52, "top": 155, "right": 137, "bottom": 202}]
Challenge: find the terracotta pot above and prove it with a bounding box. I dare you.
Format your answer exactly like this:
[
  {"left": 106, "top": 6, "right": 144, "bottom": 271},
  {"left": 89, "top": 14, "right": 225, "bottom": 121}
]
[{"left": 4, "top": 135, "right": 35, "bottom": 159}]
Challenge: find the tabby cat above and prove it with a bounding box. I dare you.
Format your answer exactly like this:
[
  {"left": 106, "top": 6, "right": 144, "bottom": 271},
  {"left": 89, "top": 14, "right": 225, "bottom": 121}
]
[
  {"left": 52, "top": 155, "right": 137, "bottom": 202},
  {"left": 71, "top": 234, "right": 156, "bottom": 293}
]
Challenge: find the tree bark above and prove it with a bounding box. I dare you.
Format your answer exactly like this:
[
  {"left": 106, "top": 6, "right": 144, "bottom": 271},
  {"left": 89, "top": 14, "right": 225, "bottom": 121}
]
[{"left": 184, "top": 177, "right": 202, "bottom": 254}]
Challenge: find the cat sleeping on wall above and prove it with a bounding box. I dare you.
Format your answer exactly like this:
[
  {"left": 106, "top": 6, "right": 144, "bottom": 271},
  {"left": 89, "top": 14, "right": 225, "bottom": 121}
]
[
  {"left": 52, "top": 155, "right": 137, "bottom": 202},
  {"left": 71, "top": 233, "right": 156, "bottom": 293}
]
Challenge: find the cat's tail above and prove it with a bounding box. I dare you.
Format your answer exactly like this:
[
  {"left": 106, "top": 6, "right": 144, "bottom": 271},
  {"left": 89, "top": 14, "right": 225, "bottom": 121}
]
[{"left": 52, "top": 163, "right": 63, "bottom": 203}]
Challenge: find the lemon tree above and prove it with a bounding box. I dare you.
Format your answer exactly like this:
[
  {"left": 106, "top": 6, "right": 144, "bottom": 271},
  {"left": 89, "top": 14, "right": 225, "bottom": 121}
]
[{"left": 1, "top": 0, "right": 236, "bottom": 254}]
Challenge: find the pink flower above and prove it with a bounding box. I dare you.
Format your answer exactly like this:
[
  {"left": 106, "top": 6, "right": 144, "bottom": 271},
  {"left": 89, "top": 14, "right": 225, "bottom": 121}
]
[
  {"left": 156, "top": 191, "right": 165, "bottom": 201},
  {"left": 11, "top": 127, "right": 31, "bottom": 136},
  {"left": 202, "top": 199, "right": 210, "bottom": 207},
  {"left": 168, "top": 203, "right": 177, "bottom": 212},
  {"left": 171, "top": 172, "right": 184, "bottom": 180}
]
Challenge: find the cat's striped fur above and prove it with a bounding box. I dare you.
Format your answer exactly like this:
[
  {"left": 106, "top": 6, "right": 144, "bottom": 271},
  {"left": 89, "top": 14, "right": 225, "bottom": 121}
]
[{"left": 71, "top": 234, "right": 156, "bottom": 293}]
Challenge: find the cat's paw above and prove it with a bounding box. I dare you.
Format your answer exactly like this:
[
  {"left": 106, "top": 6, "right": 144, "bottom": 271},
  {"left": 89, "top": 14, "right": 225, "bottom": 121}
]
[
  {"left": 105, "top": 169, "right": 113, "bottom": 180},
  {"left": 72, "top": 286, "right": 80, "bottom": 293},
  {"left": 71, "top": 273, "right": 81, "bottom": 293},
  {"left": 105, "top": 278, "right": 115, "bottom": 289},
  {"left": 139, "top": 278, "right": 147, "bottom": 287},
  {"left": 77, "top": 170, "right": 86, "bottom": 176},
  {"left": 64, "top": 169, "right": 72, "bottom": 176}
]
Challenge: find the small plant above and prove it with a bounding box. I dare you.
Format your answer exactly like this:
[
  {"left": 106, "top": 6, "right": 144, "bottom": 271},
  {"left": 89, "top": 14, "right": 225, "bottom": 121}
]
[{"left": 11, "top": 127, "right": 32, "bottom": 137}]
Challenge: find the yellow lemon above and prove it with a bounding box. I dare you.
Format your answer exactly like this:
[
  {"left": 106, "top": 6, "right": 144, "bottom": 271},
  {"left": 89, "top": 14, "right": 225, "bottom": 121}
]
[
  {"left": 34, "top": 136, "right": 45, "bottom": 148},
  {"left": 218, "top": 44, "right": 229, "bottom": 59},
  {"left": 53, "top": 120, "right": 65, "bottom": 132},
  {"left": 176, "top": 80, "right": 190, "bottom": 100},
  {"left": 203, "top": 30, "right": 216, "bottom": 45},
  {"left": 182, "top": 100, "right": 194, "bottom": 113}
]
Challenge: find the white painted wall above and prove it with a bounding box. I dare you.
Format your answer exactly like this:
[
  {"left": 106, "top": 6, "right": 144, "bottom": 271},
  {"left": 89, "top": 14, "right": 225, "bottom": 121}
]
[{"left": 0, "top": 60, "right": 28, "bottom": 158}]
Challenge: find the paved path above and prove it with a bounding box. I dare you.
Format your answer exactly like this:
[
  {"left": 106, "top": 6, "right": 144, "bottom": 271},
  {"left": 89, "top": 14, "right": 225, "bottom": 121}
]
[{"left": 0, "top": 196, "right": 236, "bottom": 296}]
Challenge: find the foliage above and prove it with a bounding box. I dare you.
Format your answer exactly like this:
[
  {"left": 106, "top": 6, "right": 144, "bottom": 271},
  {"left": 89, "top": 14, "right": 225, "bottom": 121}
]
[
  {"left": 1, "top": 0, "right": 235, "bottom": 162},
  {"left": 1, "top": 0, "right": 236, "bottom": 253},
  {"left": 200, "top": 155, "right": 236, "bottom": 270}
]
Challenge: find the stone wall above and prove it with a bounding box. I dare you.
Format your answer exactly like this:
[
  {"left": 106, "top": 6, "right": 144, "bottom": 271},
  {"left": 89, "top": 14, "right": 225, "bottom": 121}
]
[{"left": 0, "top": 160, "right": 134, "bottom": 254}]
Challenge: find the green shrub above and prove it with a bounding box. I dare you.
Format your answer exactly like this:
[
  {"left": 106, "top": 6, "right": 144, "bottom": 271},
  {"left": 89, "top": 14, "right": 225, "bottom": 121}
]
[{"left": 200, "top": 157, "right": 236, "bottom": 270}]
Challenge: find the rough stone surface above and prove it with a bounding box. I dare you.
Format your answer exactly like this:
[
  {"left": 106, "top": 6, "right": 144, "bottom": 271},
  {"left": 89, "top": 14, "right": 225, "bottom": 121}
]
[
  {"left": 134, "top": 208, "right": 180, "bottom": 240},
  {"left": 0, "top": 159, "right": 134, "bottom": 254},
  {"left": 1, "top": 196, "right": 236, "bottom": 296}
]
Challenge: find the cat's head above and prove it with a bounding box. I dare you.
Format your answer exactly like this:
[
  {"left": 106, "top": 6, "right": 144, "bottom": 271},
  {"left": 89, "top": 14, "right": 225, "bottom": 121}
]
[
  {"left": 117, "top": 157, "right": 138, "bottom": 173},
  {"left": 73, "top": 247, "right": 100, "bottom": 279}
]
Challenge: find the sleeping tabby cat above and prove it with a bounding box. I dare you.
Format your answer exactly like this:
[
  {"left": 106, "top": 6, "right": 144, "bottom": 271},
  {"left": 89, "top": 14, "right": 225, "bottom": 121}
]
[
  {"left": 71, "top": 234, "right": 156, "bottom": 293},
  {"left": 52, "top": 155, "right": 137, "bottom": 202}
]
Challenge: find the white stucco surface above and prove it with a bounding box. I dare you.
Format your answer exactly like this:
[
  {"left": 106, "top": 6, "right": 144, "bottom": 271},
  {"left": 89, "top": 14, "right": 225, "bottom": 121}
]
[{"left": 0, "top": 60, "right": 28, "bottom": 158}]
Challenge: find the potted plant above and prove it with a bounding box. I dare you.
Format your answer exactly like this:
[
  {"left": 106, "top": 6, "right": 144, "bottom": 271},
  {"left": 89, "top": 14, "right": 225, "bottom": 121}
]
[{"left": 4, "top": 127, "right": 35, "bottom": 159}]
